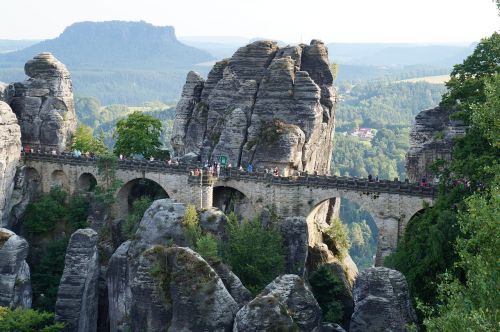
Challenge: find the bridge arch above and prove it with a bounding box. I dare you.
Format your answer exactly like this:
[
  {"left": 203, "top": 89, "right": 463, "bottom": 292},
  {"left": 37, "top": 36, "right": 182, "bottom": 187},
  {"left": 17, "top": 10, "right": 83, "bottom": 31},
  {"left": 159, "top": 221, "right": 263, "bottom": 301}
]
[
  {"left": 213, "top": 185, "right": 256, "bottom": 219},
  {"left": 78, "top": 173, "right": 97, "bottom": 192},
  {"left": 115, "top": 178, "right": 169, "bottom": 218},
  {"left": 50, "top": 170, "right": 69, "bottom": 192}
]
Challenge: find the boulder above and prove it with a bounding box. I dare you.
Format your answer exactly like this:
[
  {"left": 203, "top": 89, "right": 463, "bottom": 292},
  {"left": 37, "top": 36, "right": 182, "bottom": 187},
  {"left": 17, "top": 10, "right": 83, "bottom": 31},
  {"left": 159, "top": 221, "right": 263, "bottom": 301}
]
[
  {"left": 211, "top": 261, "right": 252, "bottom": 307},
  {"left": 55, "top": 228, "right": 99, "bottom": 332},
  {"left": 171, "top": 40, "right": 336, "bottom": 175},
  {"left": 233, "top": 295, "right": 295, "bottom": 331},
  {"left": 199, "top": 207, "right": 229, "bottom": 242},
  {"left": 234, "top": 274, "right": 322, "bottom": 331},
  {"left": 7, "top": 53, "right": 77, "bottom": 152},
  {"left": 0, "top": 102, "right": 21, "bottom": 227},
  {"left": 349, "top": 267, "right": 417, "bottom": 332},
  {"left": 0, "top": 228, "right": 32, "bottom": 308},
  {"left": 261, "top": 274, "right": 322, "bottom": 331}
]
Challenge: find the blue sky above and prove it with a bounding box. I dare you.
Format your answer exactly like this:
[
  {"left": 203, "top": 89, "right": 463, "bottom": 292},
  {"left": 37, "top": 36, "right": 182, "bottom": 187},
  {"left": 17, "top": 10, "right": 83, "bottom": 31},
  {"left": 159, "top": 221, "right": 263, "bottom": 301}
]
[{"left": 1, "top": 0, "right": 498, "bottom": 43}]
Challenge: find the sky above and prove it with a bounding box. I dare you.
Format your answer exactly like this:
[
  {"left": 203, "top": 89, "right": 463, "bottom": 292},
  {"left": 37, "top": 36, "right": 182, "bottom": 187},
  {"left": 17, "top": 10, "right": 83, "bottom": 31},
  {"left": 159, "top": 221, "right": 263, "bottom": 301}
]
[{"left": 0, "top": 0, "right": 498, "bottom": 43}]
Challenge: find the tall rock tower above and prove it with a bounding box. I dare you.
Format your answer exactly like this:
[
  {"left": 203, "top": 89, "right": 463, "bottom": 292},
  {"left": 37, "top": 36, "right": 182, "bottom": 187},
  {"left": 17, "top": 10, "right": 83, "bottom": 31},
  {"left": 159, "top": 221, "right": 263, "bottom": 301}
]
[
  {"left": 7, "top": 53, "right": 77, "bottom": 152},
  {"left": 171, "top": 40, "right": 337, "bottom": 175}
]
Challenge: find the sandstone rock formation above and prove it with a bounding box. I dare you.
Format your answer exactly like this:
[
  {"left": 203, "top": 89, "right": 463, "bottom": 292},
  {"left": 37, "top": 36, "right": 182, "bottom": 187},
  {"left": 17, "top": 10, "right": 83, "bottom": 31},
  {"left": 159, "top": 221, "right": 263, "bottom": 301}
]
[
  {"left": 55, "top": 228, "right": 99, "bottom": 332},
  {"left": 406, "top": 106, "right": 465, "bottom": 183},
  {"left": 7, "top": 53, "right": 77, "bottom": 152},
  {"left": 234, "top": 274, "right": 322, "bottom": 331},
  {"left": 350, "top": 267, "right": 417, "bottom": 332},
  {"left": 107, "top": 199, "right": 242, "bottom": 331},
  {"left": 0, "top": 82, "right": 7, "bottom": 101},
  {"left": 0, "top": 102, "right": 21, "bottom": 227},
  {"left": 0, "top": 228, "right": 32, "bottom": 308},
  {"left": 281, "top": 216, "right": 309, "bottom": 276},
  {"left": 172, "top": 39, "right": 337, "bottom": 175},
  {"left": 211, "top": 261, "right": 253, "bottom": 308}
]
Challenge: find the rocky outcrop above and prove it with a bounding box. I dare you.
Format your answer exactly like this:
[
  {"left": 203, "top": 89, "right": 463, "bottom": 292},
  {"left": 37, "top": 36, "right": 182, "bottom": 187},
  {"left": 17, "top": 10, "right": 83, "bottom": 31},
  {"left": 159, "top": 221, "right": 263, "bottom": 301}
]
[
  {"left": 7, "top": 53, "right": 77, "bottom": 152},
  {"left": 349, "top": 267, "right": 417, "bottom": 332},
  {"left": 172, "top": 40, "right": 336, "bottom": 175},
  {"left": 0, "top": 102, "right": 21, "bottom": 227},
  {"left": 211, "top": 261, "right": 252, "bottom": 308},
  {"left": 7, "top": 166, "right": 40, "bottom": 229},
  {"left": 0, "top": 228, "right": 32, "bottom": 308},
  {"left": 55, "top": 228, "right": 99, "bottom": 332},
  {"left": 234, "top": 274, "right": 322, "bottom": 331},
  {"left": 107, "top": 199, "right": 241, "bottom": 331},
  {"left": 281, "top": 216, "right": 309, "bottom": 276},
  {"left": 406, "top": 106, "right": 466, "bottom": 182}
]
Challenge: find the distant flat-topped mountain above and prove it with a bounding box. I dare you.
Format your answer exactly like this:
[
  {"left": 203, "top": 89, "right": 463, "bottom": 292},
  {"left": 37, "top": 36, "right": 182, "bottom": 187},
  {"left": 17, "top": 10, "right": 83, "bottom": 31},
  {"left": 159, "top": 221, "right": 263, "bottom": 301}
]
[{"left": 0, "top": 21, "right": 214, "bottom": 70}]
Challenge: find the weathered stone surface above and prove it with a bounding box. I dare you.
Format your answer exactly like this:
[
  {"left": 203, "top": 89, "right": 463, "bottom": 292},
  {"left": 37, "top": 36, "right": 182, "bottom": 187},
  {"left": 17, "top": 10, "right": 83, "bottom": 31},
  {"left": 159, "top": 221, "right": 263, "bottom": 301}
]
[
  {"left": 0, "top": 102, "right": 21, "bottom": 227},
  {"left": 55, "top": 228, "right": 99, "bottom": 332},
  {"left": 7, "top": 166, "right": 41, "bottom": 229},
  {"left": 107, "top": 199, "right": 240, "bottom": 332},
  {"left": 281, "top": 216, "right": 308, "bottom": 276},
  {"left": 211, "top": 261, "right": 252, "bottom": 308},
  {"left": 262, "top": 274, "right": 322, "bottom": 331},
  {"left": 8, "top": 53, "right": 77, "bottom": 152},
  {"left": 172, "top": 39, "right": 336, "bottom": 175},
  {"left": 350, "top": 267, "right": 417, "bottom": 332},
  {"left": 233, "top": 294, "right": 295, "bottom": 331},
  {"left": 406, "top": 106, "right": 465, "bottom": 183},
  {"left": 315, "top": 323, "right": 347, "bottom": 332},
  {"left": 199, "top": 207, "right": 229, "bottom": 242},
  {"left": 0, "top": 228, "right": 32, "bottom": 308}
]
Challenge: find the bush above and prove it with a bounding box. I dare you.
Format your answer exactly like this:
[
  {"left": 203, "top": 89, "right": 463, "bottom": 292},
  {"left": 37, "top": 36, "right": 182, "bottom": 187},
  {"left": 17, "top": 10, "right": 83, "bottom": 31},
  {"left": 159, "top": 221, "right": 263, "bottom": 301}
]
[
  {"left": 224, "top": 213, "right": 285, "bottom": 295},
  {"left": 0, "top": 306, "right": 64, "bottom": 332},
  {"left": 195, "top": 233, "right": 220, "bottom": 263},
  {"left": 122, "top": 196, "right": 152, "bottom": 239},
  {"left": 67, "top": 194, "right": 90, "bottom": 230},
  {"left": 324, "top": 218, "right": 351, "bottom": 260},
  {"left": 24, "top": 189, "right": 68, "bottom": 234},
  {"left": 309, "top": 265, "right": 346, "bottom": 323},
  {"left": 182, "top": 205, "right": 201, "bottom": 247}
]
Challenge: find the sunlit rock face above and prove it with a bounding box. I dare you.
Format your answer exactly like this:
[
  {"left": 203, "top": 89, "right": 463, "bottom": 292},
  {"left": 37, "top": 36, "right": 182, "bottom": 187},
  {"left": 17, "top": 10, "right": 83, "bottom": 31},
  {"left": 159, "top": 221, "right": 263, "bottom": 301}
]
[
  {"left": 172, "top": 39, "right": 337, "bottom": 175},
  {"left": 7, "top": 52, "right": 77, "bottom": 152},
  {"left": 0, "top": 101, "right": 21, "bottom": 226},
  {"left": 406, "top": 106, "right": 466, "bottom": 183}
]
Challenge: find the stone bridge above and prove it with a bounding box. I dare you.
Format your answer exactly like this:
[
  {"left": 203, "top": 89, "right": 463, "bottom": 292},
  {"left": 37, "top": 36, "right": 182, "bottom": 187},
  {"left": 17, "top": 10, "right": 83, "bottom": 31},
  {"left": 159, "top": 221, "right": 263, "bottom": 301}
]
[{"left": 23, "top": 152, "right": 436, "bottom": 264}]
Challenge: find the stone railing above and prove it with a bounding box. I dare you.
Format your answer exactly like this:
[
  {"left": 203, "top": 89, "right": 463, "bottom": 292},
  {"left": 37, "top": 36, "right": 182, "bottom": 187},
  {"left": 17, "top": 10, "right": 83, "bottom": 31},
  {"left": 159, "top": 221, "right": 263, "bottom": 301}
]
[{"left": 23, "top": 152, "right": 437, "bottom": 198}]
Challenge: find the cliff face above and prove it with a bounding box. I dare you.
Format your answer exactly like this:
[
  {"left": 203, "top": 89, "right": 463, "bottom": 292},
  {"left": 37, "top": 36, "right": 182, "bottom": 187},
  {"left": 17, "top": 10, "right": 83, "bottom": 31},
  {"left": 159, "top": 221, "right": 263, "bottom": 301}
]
[
  {"left": 0, "top": 101, "right": 21, "bottom": 227},
  {"left": 172, "top": 39, "right": 337, "bottom": 175},
  {"left": 7, "top": 53, "right": 77, "bottom": 152},
  {"left": 0, "top": 228, "right": 32, "bottom": 309},
  {"left": 406, "top": 106, "right": 466, "bottom": 182}
]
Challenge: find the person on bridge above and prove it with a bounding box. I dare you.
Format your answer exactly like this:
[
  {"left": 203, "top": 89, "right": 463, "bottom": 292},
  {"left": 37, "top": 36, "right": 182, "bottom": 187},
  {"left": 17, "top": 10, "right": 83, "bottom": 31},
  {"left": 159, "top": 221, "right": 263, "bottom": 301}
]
[
  {"left": 368, "top": 174, "right": 373, "bottom": 182},
  {"left": 247, "top": 163, "right": 253, "bottom": 173}
]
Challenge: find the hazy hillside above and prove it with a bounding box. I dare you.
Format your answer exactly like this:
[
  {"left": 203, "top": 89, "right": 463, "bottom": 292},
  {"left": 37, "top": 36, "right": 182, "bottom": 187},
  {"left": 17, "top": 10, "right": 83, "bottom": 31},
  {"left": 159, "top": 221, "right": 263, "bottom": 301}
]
[
  {"left": 0, "top": 21, "right": 213, "bottom": 69},
  {"left": 0, "top": 39, "right": 40, "bottom": 53}
]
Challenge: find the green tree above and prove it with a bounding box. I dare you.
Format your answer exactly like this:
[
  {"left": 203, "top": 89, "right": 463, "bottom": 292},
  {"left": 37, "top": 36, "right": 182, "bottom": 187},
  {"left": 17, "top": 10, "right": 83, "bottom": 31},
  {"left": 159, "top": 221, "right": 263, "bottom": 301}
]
[
  {"left": 0, "top": 306, "right": 64, "bottom": 332},
  {"left": 441, "top": 32, "right": 500, "bottom": 118},
  {"left": 324, "top": 218, "right": 351, "bottom": 260},
  {"left": 71, "top": 125, "right": 108, "bottom": 155},
  {"left": 182, "top": 205, "right": 201, "bottom": 248},
  {"left": 113, "top": 111, "right": 163, "bottom": 158},
  {"left": 224, "top": 213, "right": 285, "bottom": 295},
  {"left": 24, "top": 189, "right": 68, "bottom": 234},
  {"left": 309, "top": 265, "right": 347, "bottom": 324}
]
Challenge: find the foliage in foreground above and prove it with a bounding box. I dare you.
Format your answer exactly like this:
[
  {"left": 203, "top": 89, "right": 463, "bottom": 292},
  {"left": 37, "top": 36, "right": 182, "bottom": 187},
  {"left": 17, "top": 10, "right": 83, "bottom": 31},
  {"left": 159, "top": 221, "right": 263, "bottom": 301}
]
[
  {"left": 309, "top": 265, "right": 346, "bottom": 323},
  {"left": 423, "top": 178, "right": 499, "bottom": 331},
  {"left": 0, "top": 306, "right": 64, "bottom": 332},
  {"left": 385, "top": 31, "right": 500, "bottom": 327},
  {"left": 224, "top": 212, "right": 285, "bottom": 295}
]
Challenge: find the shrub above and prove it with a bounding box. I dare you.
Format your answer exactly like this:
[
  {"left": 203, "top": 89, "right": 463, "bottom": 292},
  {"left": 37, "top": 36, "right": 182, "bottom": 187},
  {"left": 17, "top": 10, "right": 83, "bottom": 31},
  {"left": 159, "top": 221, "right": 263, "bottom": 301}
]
[
  {"left": 122, "top": 196, "right": 152, "bottom": 239},
  {"left": 0, "top": 306, "right": 64, "bottom": 331},
  {"left": 67, "top": 194, "right": 90, "bottom": 230},
  {"left": 195, "top": 233, "right": 220, "bottom": 263},
  {"left": 224, "top": 215, "right": 285, "bottom": 295},
  {"left": 309, "top": 265, "right": 346, "bottom": 323},
  {"left": 24, "top": 188, "right": 68, "bottom": 234},
  {"left": 324, "top": 218, "right": 351, "bottom": 259}
]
